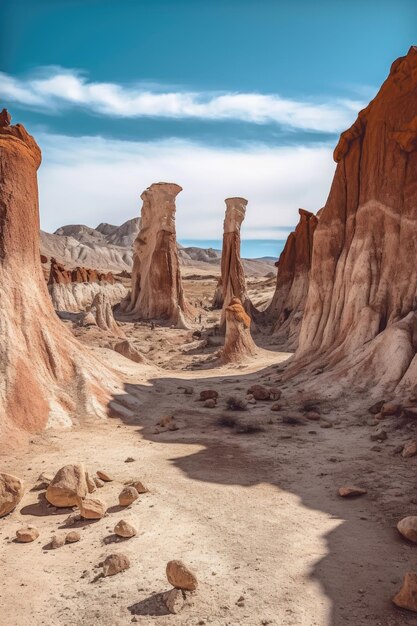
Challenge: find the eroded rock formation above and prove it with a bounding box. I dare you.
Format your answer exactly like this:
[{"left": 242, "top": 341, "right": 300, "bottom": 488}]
[
  {"left": 47, "top": 258, "right": 126, "bottom": 313},
  {"left": 215, "top": 198, "right": 252, "bottom": 323},
  {"left": 87, "top": 292, "right": 125, "bottom": 336},
  {"left": 0, "top": 112, "right": 119, "bottom": 444},
  {"left": 221, "top": 297, "right": 257, "bottom": 363},
  {"left": 120, "top": 182, "right": 193, "bottom": 327},
  {"left": 290, "top": 46, "right": 417, "bottom": 395},
  {"left": 265, "top": 208, "right": 318, "bottom": 349}
]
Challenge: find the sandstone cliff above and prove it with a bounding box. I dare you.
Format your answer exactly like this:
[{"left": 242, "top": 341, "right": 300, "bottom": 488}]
[
  {"left": 291, "top": 46, "right": 417, "bottom": 395},
  {"left": 0, "top": 111, "right": 119, "bottom": 444}
]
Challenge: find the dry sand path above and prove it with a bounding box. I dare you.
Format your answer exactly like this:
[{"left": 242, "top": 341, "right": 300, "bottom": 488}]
[{"left": 1, "top": 352, "right": 415, "bottom": 625}]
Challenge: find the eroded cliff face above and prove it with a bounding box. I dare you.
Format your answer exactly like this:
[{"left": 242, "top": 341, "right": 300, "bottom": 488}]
[
  {"left": 291, "top": 46, "right": 417, "bottom": 395},
  {"left": 0, "top": 112, "right": 119, "bottom": 445},
  {"left": 265, "top": 208, "right": 318, "bottom": 349},
  {"left": 120, "top": 182, "right": 193, "bottom": 328},
  {"left": 217, "top": 198, "right": 252, "bottom": 325}
]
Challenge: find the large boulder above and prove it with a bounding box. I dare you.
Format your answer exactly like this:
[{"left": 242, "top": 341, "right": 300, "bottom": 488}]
[
  {"left": 45, "top": 464, "right": 89, "bottom": 507},
  {"left": 0, "top": 473, "right": 24, "bottom": 517}
]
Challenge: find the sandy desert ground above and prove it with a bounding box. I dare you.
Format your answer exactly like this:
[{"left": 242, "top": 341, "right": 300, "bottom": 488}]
[{"left": 1, "top": 274, "right": 416, "bottom": 626}]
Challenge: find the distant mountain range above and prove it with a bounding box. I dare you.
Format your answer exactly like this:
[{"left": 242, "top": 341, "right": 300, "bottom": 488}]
[{"left": 40, "top": 218, "right": 276, "bottom": 277}]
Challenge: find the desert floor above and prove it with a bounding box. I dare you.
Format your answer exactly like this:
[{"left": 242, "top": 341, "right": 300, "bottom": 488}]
[{"left": 1, "top": 274, "right": 416, "bottom": 626}]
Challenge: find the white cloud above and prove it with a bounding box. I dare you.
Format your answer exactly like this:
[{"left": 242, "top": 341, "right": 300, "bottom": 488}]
[
  {"left": 1, "top": 66, "right": 364, "bottom": 133},
  {"left": 37, "top": 133, "right": 336, "bottom": 240}
]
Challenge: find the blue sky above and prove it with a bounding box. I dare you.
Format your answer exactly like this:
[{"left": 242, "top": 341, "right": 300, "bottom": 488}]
[{"left": 1, "top": 0, "right": 416, "bottom": 256}]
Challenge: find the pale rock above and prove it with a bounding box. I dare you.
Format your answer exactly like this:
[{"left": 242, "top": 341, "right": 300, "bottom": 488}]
[
  {"left": 16, "top": 526, "right": 39, "bottom": 543},
  {"left": 46, "top": 464, "right": 88, "bottom": 508},
  {"left": 393, "top": 571, "right": 417, "bottom": 612},
  {"left": 0, "top": 473, "right": 24, "bottom": 517},
  {"left": 119, "top": 486, "right": 139, "bottom": 507},
  {"left": 397, "top": 517, "right": 417, "bottom": 543},
  {"left": 114, "top": 519, "right": 137, "bottom": 538},
  {"left": 103, "top": 553, "right": 130, "bottom": 577},
  {"left": 338, "top": 486, "right": 367, "bottom": 497},
  {"left": 78, "top": 496, "right": 107, "bottom": 519},
  {"left": 163, "top": 588, "right": 185, "bottom": 614}
]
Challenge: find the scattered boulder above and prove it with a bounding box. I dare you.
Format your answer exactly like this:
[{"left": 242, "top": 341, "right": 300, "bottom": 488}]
[
  {"left": 204, "top": 399, "right": 216, "bottom": 409},
  {"left": 96, "top": 470, "right": 112, "bottom": 482},
  {"left": 370, "top": 429, "right": 387, "bottom": 442},
  {"left": 0, "top": 473, "right": 24, "bottom": 517},
  {"left": 16, "top": 526, "right": 39, "bottom": 543},
  {"left": 94, "top": 477, "right": 105, "bottom": 488},
  {"left": 114, "top": 340, "right": 146, "bottom": 363},
  {"left": 381, "top": 402, "right": 402, "bottom": 416},
  {"left": 46, "top": 464, "right": 88, "bottom": 508},
  {"left": 200, "top": 390, "right": 218, "bottom": 401},
  {"left": 166, "top": 560, "right": 198, "bottom": 591},
  {"left": 114, "top": 519, "right": 137, "bottom": 538},
  {"left": 247, "top": 385, "right": 270, "bottom": 401},
  {"left": 119, "top": 486, "right": 139, "bottom": 507},
  {"left": 269, "top": 388, "right": 281, "bottom": 401},
  {"left": 65, "top": 530, "right": 81, "bottom": 543},
  {"left": 163, "top": 588, "right": 186, "bottom": 614},
  {"left": 270, "top": 403, "right": 282, "bottom": 412},
  {"left": 103, "top": 553, "right": 130, "bottom": 577},
  {"left": 282, "top": 413, "right": 304, "bottom": 425},
  {"left": 305, "top": 411, "right": 321, "bottom": 421},
  {"left": 397, "top": 517, "right": 417, "bottom": 543},
  {"left": 126, "top": 480, "right": 148, "bottom": 494},
  {"left": 402, "top": 441, "right": 417, "bottom": 458},
  {"left": 393, "top": 571, "right": 417, "bottom": 612},
  {"left": 77, "top": 496, "right": 107, "bottom": 519},
  {"left": 338, "top": 486, "right": 367, "bottom": 498},
  {"left": 368, "top": 401, "right": 385, "bottom": 414}
]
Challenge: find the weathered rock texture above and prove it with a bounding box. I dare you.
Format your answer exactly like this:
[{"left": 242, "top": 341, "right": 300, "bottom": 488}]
[
  {"left": 47, "top": 258, "right": 126, "bottom": 313},
  {"left": 221, "top": 297, "right": 257, "bottom": 363},
  {"left": 0, "top": 112, "right": 118, "bottom": 444},
  {"left": 289, "top": 46, "right": 417, "bottom": 396},
  {"left": 265, "top": 209, "right": 318, "bottom": 349},
  {"left": 86, "top": 292, "right": 125, "bottom": 336},
  {"left": 120, "top": 183, "right": 193, "bottom": 328},
  {"left": 216, "top": 198, "right": 252, "bottom": 323}
]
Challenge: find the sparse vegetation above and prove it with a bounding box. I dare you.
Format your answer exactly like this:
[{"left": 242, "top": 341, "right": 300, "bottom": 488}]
[{"left": 225, "top": 395, "right": 248, "bottom": 411}]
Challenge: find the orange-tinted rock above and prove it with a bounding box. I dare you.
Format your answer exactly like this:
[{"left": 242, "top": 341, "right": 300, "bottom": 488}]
[
  {"left": 265, "top": 209, "right": 318, "bottom": 349},
  {"left": 40, "top": 254, "right": 48, "bottom": 264},
  {"left": 290, "top": 47, "right": 417, "bottom": 394},
  {"left": 49, "top": 261, "right": 116, "bottom": 286},
  {"left": 120, "top": 182, "right": 193, "bottom": 328},
  {"left": 0, "top": 111, "right": 118, "bottom": 443},
  {"left": 221, "top": 297, "right": 257, "bottom": 363}
]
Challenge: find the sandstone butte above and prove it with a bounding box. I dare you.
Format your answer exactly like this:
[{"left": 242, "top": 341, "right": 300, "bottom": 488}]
[
  {"left": 0, "top": 111, "right": 119, "bottom": 446},
  {"left": 286, "top": 45, "right": 417, "bottom": 395},
  {"left": 264, "top": 208, "right": 318, "bottom": 349},
  {"left": 120, "top": 182, "right": 194, "bottom": 328}
]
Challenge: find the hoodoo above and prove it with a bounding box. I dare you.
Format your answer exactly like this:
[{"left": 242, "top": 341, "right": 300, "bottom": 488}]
[
  {"left": 265, "top": 208, "right": 318, "bottom": 349},
  {"left": 221, "top": 297, "right": 257, "bottom": 363},
  {"left": 215, "top": 197, "right": 252, "bottom": 324},
  {"left": 292, "top": 46, "right": 417, "bottom": 393},
  {"left": 120, "top": 182, "right": 193, "bottom": 328},
  {"left": 0, "top": 111, "right": 118, "bottom": 444}
]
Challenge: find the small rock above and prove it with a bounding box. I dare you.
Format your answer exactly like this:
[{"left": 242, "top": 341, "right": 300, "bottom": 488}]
[
  {"left": 114, "top": 519, "right": 137, "bottom": 538},
  {"left": 119, "top": 486, "right": 139, "bottom": 507},
  {"left": 204, "top": 399, "right": 216, "bottom": 408},
  {"left": 269, "top": 388, "right": 281, "bottom": 401},
  {"left": 270, "top": 403, "right": 282, "bottom": 412},
  {"left": 163, "top": 588, "right": 185, "bottom": 614},
  {"left": 0, "top": 473, "right": 24, "bottom": 518},
  {"left": 393, "top": 571, "right": 417, "bottom": 612},
  {"left": 402, "top": 441, "right": 417, "bottom": 458},
  {"left": 320, "top": 421, "right": 333, "bottom": 429},
  {"left": 85, "top": 472, "right": 96, "bottom": 493},
  {"left": 282, "top": 413, "right": 304, "bottom": 425},
  {"left": 200, "top": 390, "right": 218, "bottom": 401},
  {"left": 78, "top": 496, "right": 107, "bottom": 519},
  {"left": 126, "top": 480, "right": 148, "bottom": 494},
  {"left": 16, "top": 526, "right": 39, "bottom": 543},
  {"left": 50, "top": 534, "right": 66, "bottom": 549},
  {"left": 381, "top": 402, "right": 401, "bottom": 416},
  {"left": 94, "top": 477, "right": 105, "bottom": 488},
  {"left": 247, "top": 385, "right": 270, "bottom": 401},
  {"left": 305, "top": 411, "right": 321, "bottom": 421},
  {"left": 166, "top": 560, "right": 198, "bottom": 591},
  {"left": 65, "top": 530, "right": 81, "bottom": 543},
  {"left": 370, "top": 429, "right": 387, "bottom": 441},
  {"left": 397, "top": 517, "right": 417, "bottom": 543},
  {"left": 125, "top": 457, "right": 135, "bottom": 463},
  {"left": 338, "top": 486, "right": 367, "bottom": 498},
  {"left": 182, "top": 386, "right": 194, "bottom": 395},
  {"left": 368, "top": 400, "right": 385, "bottom": 414},
  {"left": 96, "top": 471, "right": 112, "bottom": 482},
  {"left": 103, "top": 553, "right": 130, "bottom": 577},
  {"left": 157, "top": 415, "right": 174, "bottom": 428}
]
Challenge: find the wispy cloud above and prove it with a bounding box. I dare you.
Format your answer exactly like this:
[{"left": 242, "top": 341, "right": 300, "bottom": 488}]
[
  {"left": 37, "top": 132, "right": 336, "bottom": 239},
  {"left": 1, "top": 66, "right": 365, "bottom": 133}
]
